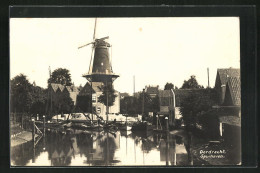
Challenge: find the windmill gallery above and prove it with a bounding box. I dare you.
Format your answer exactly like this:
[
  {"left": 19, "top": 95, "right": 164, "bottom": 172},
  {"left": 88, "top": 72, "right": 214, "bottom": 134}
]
[{"left": 10, "top": 18, "right": 241, "bottom": 166}]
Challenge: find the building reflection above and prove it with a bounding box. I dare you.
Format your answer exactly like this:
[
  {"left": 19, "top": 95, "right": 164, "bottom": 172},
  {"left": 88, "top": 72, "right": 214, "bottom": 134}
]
[
  {"left": 157, "top": 133, "right": 193, "bottom": 166},
  {"left": 11, "top": 129, "right": 194, "bottom": 166},
  {"left": 46, "top": 130, "right": 120, "bottom": 166}
]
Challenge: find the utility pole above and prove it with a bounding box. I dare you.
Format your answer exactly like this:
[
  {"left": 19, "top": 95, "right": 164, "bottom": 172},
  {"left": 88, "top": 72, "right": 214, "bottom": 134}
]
[
  {"left": 49, "top": 66, "right": 52, "bottom": 118},
  {"left": 207, "top": 68, "right": 210, "bottom": 88},
  {"left": 142, "top": 88, "right": 145, "bottom": 120},
  {"left": 133, "top": 75, "right": 135, "bottom": 97}
]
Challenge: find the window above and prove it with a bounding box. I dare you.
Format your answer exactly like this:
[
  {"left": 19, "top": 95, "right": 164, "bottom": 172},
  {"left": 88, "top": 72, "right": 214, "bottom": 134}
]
[{"left": 92, "top": 95, "right": 96, "bottom": 102}]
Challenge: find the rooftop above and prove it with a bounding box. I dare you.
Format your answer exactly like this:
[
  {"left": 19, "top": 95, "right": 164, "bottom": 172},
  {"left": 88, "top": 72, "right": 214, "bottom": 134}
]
[{"left": 216, "top": 68, "right": 240, "bottom": 86}]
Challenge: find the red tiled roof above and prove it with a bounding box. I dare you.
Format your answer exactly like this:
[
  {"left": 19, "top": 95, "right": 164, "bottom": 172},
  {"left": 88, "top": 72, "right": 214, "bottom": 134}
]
[
  {"left": 226, "top": 77, "right": 241, "bottom": 106},
  {"left": 50, "top": 83, "right": 80, "bottom": 93},
  {"left": 173, "top": 89, "right": 216, "bottom": 107},
  {"left": 79, "top": 82, "right": 105, "bottom": 96},
  {"left": 66, "top": 85, "right": 80, "bottom": 92},
  {"left": 50, "top": 83, "right": 65, "bottom": 92},
  {"left": 217, "top": 68, "right": 240, "bottom": 85}
]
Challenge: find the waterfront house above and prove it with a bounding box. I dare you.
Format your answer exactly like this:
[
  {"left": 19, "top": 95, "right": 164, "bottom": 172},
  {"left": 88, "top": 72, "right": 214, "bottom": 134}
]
[
  {"left": 50, "top": 83, "right": 80, "bottom": 105},
  {"left": 218, "top": 76, "right": 241, "bottom": 146},
  {"left": 214, "top": 68, "right": 240, "bottom": 105}
]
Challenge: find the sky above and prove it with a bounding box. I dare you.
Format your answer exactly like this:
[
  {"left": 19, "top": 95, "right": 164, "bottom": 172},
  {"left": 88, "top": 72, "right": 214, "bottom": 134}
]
[{"left": 10, "top": 17, "right": 240, "bottom": 94}]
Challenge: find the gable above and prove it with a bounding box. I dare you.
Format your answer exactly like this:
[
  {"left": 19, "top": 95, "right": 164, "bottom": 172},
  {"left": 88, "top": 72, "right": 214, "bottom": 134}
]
[{"left": 217, "top": 68, "right": 240, "bottom": 86}]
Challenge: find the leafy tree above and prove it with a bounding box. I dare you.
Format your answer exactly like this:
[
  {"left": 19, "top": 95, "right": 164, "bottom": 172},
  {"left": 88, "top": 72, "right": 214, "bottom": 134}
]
[
  {"left": 10, "top": 74, "right": 33, "bottom": 113},
  {"left": 76, "top": 95, "right": 92, "bottom": 113},
  {"left": 120, "top": 96, "right": 139, "bottom": 115},
  {"left": 57, "top": 91, "right": 74, "bottom": 114},
  {"left": 30, "top": 86, "right": 48, "bottom": 115},
  {"left": 49, "top": 89, "right": 74, "bottom": 115},
  {"left": 48, "top": 68, "right": 72, "bottom": 86},
  {"left": 181, "top": 75, "right": 203, "bottom": 89},
  {"left": 164, "top": 82, "right": 174, "bottom": 90},
  {"left": 179, "top": 89, "right": 217, "bottom": 130},
  {"left": 98, "top": 83, "right": 117, "bottom": 107},
  {"left": 98, "top": 83, "right": 117, "bottom": 116},
  {"left": 120, "top": 91, "right": 160, "bottom": 118}
]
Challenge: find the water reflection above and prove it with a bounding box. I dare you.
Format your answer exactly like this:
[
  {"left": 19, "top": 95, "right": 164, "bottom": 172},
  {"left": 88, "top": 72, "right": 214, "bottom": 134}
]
[{"left": 11, "top": 129, "right": 196, "bottom": 166}]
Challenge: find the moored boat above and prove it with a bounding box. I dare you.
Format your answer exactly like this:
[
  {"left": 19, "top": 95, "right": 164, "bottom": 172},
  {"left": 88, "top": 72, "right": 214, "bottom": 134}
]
[{"left": 131, "top": 121, "right": 153, "bottom": 132}]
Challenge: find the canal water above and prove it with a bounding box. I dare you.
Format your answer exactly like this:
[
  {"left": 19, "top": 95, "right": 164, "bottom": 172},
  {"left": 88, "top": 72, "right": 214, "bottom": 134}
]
[{"left": 11, "top": 129, "right": 202, "bottom": 166}]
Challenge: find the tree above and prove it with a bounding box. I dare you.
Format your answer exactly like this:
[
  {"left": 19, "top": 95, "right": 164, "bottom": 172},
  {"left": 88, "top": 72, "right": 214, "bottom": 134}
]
[
  {"left": 181, "top": 75, "right": 203, "bottom": 89},
  {"left": 179, "top": 89, "right": 217, "bottom": 130},
  {"left": 98, "top": 83, "right": 117, "bottom": 107},
  {"left": 30, "top": 86, "right": 48, "bottom": 115},
  {"left": 164, "top": 82, "right": 174, "bottom": 90},
  {"left": 56, "top": 91, "right": 74, "bottom": 114},
  {"left": 76, "top": 95, "right": 91, "bottom": 112},
  {"left": 10, "top": 74, "right": 33, "bottom": 113},
  {"left": 98, "top": 83, "right": 117, "bottom": 115},
  {"left": 48, "top": 68, "right": 72, "bottom": 86},
  {"left": 120, "top": 96, "right": 139, "bottom": 115}
]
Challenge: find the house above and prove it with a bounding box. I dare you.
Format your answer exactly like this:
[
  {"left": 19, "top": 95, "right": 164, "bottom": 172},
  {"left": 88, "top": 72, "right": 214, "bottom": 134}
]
[
  {"left": 145, "top": 85, "right": 159, "bottom": 98},
  {"left": 218, "top": 76, "right": 241, "bottom": 147},
  {"left": 50, "top": 83, "right": 80, "bottom": 105},
  {"left": 214, "top": 68, "right": 240, "bottom": 104},
  {"left": 201, "top": 70, "right": 241, "bottom": 151},
  {"left": 223, "top": 76, "right": 241, "bottom": 107}
]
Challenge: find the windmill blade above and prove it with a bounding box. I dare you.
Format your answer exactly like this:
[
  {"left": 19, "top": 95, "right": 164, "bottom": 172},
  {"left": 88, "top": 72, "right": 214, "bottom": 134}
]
[
  {"left": 78, "top": 42, "right": 94, "bottom": 49},
  {"left": 98, "top": 36, "right": 109, "bottom": 41},
  {"left": 93, "top": 18, "right": 97, "bottom": 40},
  {"left": 88, "top": 46, "right": 95, "bottom": 74}
]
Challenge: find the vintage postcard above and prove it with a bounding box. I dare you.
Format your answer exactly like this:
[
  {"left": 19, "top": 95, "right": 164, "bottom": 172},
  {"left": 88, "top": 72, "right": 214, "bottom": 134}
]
[{"left": 10, "top": 16, "right": 241, "bottom": 166}]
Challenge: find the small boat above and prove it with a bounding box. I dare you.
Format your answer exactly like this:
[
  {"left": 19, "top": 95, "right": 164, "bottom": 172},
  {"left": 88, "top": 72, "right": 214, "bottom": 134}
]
[
  {"left": 131, "top": 121, "right": 153, "bottom": 132},
  {"left": 118, "top": 124, "right": 132, "bottom": 131},
  {"left": 103, "top": 123, "right": 118, "bottom": 131},
  {"left": 62, "top": 122, "right": 72, "bottom": 128},
  {"left": 120, "top": 129, "right": 132, "bottom": 137},
  {"left": 71, "top": 122, "right": 103, "bottom": 131}
]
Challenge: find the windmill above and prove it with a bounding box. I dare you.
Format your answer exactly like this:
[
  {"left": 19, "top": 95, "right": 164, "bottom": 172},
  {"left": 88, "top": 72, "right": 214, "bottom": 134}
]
[
  {"left": 78, "top": 18, "right": 119, "bottom": 83},
  {"left": 78, "top": 18, "right": 119, "bottom": 123}
]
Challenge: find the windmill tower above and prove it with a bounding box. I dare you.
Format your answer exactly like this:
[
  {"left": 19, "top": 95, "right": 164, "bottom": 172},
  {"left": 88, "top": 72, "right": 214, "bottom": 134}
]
[
  {"left": 78, "top": 18, "right": 120, "bottom": 120},
  {"left": 79, "top": 19, "right": 119, "bottom": 83}
]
